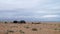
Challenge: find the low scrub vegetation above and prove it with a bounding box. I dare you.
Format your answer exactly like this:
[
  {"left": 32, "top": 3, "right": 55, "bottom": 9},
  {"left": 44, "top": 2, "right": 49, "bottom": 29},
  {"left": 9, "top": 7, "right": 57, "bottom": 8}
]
[
  {"left": 32, "top": 28, "right": 38, "bottom": 31},
  {"left": 32, "top": 22, "right": 41, "bottom": 24},
  {"left": 7, "top": 30, "right": 14, "bottom": 33},
  {"left": 19, "top": 30, "right": 25, "bottom": 34},
  {"left": 24, "top": 26, "right": 30, "bottom": 29}
]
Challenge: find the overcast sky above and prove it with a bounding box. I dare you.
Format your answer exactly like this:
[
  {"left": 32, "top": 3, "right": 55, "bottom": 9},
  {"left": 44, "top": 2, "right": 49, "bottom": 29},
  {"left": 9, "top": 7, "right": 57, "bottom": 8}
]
[{"left": 0, "top": 0, "right": 60, "bottom": 22}]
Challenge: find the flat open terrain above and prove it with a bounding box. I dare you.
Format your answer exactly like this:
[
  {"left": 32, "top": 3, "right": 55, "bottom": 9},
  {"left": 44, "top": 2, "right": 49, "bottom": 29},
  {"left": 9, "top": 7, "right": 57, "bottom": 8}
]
[{"left": 0, "top": 22, "right": 60, "bottom": 34}]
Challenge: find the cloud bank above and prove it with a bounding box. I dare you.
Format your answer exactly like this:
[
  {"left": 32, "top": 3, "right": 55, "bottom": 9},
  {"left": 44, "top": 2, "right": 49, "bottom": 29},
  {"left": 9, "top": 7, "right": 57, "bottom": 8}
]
[{"left": 0, "top": 0, "right": 60, "bottom": 21}]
